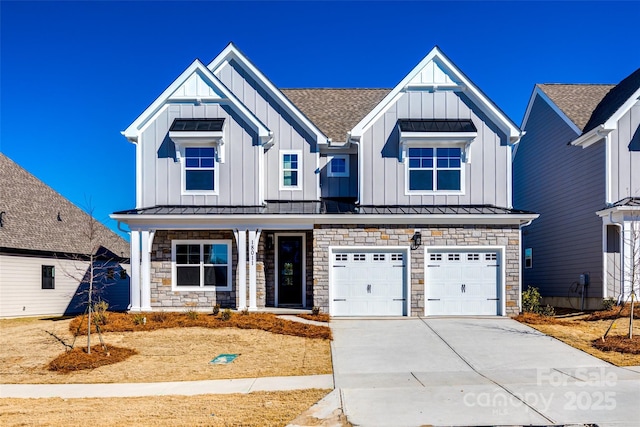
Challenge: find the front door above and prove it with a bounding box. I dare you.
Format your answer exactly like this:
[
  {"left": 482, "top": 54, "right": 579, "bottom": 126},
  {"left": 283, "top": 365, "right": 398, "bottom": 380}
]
[{"left": 277, "top": 235, "right": 304, "bottom": 306}]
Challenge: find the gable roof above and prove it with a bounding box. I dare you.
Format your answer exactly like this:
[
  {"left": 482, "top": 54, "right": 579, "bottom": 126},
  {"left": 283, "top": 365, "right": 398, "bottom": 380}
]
[
  {"left": 349, "top": 46, "right": 522, "bottom": 144},
  {"left": 537, "top": 84, "right": 614, "bottom": 131},
  {"left": 0, "top": 153, "right": 130, "bottom": 257},
  {"left": 122, "top": 59, "right": 271, "bottom": 145},
  {"left": 281, "top": 89, "right": 390, "bottom": 142},
  {"left": 208, "top": 43, "right": 330, "bottom": 144},
  {"left": 583, "top": 67, "right": 640, "bottom": 133}
]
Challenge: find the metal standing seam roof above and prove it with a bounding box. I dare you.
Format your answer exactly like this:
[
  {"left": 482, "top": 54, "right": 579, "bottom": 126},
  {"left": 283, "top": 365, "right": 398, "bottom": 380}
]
[
  {"left": 0, "top": 153, "right": 130, "bottom": 257},
  {"left": 113, "top": 201, "right": 535, "bottom": 216},
  {"left": 610, "top": 197, "right": 640, "bottom": 208},
  {"left": 397, "top": 119, "right": 477, "bottom": 133}
]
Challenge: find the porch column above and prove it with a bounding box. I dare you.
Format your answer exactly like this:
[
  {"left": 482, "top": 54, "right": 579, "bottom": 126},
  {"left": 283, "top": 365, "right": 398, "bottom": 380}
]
[
  {"left": 234, "top": 229, "right": 247, "bottom": 311},
  {"left": 130, "top": 230, "right": 141, "bottom": 311},
  {"left": 140, "top": 230, "right": 153, "bottom": 311},
  {"left": 248, "top": 229, "right": 261, "bottom": 311}
]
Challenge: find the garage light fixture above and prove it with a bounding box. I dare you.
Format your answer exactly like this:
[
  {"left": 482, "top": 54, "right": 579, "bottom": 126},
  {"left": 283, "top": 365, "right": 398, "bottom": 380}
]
[{"left": 411, "top": 231, "right": 422, "bottom": 250}]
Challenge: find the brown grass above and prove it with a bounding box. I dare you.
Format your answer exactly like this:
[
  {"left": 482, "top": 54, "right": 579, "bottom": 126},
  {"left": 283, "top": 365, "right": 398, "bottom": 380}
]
[
  {"left": 0, "top": 389, "right": 330, "bottom": 427},
  {"left": 47, "top": 345, "right": 137, "bottom": 373},
  {"left": 298, "top": 313, "right": 330, "bottom": 323},
  {"left": 70, "top": 311, "right": 332, "bottom": 339},
  {"left": 0, "top": 317, "right": 332, "bottom": 384},
  {"left": 592, "top": 335, "right": 640, "bottom": 354},
  {"left": 516, "top": 310, "right": 640, "bottom": 366}
]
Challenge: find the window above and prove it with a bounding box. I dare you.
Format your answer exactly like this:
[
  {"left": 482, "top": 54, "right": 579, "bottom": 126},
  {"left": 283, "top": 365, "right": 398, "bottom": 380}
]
[
  {"left": 373, "top": 254, "right": 386, "bottom": 261},
  {"left": 183, "top": 147, "right": 216, "bottom": 192},
  {"left": 524, "top": 248, "right": 533, "bottom": 269},
  {"left": 335, "top": 254, "right": 348, "bottom": 261},
  {"left": 328, "top": 155, "right": 349, "bottom": 177},
  {"left": 172, "top": 240, "right": 231, "bottom": 290},
  {"left": 42, "top": 265, "right": 55, "bottom": 289},
  {"left": 280, "top": 150, "right": 301, "bottom": 190},
  {"left": 407, "top": 147, "right": 462, "bottom": 192},
  {"left": 353, "top": 254, "right": 366, "bottom": 261}
]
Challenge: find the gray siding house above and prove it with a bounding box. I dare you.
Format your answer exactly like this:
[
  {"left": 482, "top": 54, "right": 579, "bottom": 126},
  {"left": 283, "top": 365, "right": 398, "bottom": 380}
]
[
  {"left": 514, "top": 68, "right": 640, "bottom": 309},
  {"left": 112, "top": 44, "right": 537, "bottom": 317},
  {"left": 0, "top": 154, "right": 131, "bottom": 317}
]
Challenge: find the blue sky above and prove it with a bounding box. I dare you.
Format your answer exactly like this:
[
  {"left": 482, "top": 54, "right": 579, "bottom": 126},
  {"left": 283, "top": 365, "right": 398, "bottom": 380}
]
[{"left": 1, "top": 1, "right": 639, "bottom": 240}]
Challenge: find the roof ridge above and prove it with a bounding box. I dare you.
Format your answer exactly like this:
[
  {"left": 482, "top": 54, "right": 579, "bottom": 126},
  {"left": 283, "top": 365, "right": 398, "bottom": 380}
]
[{"left": 281, "top": 87, "right": 392, "bottom": 90}]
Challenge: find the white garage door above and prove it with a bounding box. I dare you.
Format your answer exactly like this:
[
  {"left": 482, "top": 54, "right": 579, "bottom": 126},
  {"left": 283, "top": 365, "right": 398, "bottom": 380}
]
[
  {"left": 331, "top": 249, "right": 407, "bottom": 316},
  {"left": 426, "top": 250, "right": 501, "bottom": 316}
]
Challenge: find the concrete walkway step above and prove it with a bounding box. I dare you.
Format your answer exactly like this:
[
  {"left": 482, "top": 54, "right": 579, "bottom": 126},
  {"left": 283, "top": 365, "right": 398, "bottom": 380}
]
[
  {"left": 278, "top": 314, "right": 329, "bottom": 327},
  {"left": 0, "top": 374, "right": 334, "bottom": 399}
]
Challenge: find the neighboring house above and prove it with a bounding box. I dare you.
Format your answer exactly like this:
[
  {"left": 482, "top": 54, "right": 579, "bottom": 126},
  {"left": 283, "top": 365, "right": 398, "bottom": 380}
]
[
  {"left": 0, "top": 153, "right": 131, "bottom": 317},
  {"left": 514, "top": 68, "right": 640, "bottom": 309},
  {"left": 111, "top": 43, "right": 537, "bottom": 317}
]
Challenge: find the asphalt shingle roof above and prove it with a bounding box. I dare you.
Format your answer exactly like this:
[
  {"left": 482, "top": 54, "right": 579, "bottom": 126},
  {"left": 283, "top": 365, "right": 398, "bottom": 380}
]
[
  {"left": 281, "top": 88, "right": 390, "bottom": 142},
  {"left": 538, "top": 84, "right": 614, "bottom": 131},
  {"left": 583, "top": 68, "right": 640, "bottom": 133},
  {"left": 0, "top": 153, "right": 130, "bottom": 257}
]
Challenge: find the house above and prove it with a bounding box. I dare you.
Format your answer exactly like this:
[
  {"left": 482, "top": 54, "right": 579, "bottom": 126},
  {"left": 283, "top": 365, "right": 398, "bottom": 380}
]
[
  {"left": 111, "top": 43, "right": 537, "bottom": 317},
  {"left": 0, "top": 153, "right": 131, "bottom": 317},
  {"left": 514, "top": 68, "right": 640, "bottom": 309}
]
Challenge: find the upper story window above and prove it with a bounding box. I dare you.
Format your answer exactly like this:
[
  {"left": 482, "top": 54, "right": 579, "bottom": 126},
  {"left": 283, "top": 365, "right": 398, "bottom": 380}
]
[
  {"left": 407, "top": 147, "right": 462, "bottom": 192},
  {"left": 328, "top": 155, "right": 349, "bottom": 177},
  {"left": 280, "top": 150, "right": 301, "bottom": 190},
  {"left": 172, "top": 240, "right": 231, "bottom": 291},
  {"left": 184, "top": 147, "right": 217, "bottom": 193}
]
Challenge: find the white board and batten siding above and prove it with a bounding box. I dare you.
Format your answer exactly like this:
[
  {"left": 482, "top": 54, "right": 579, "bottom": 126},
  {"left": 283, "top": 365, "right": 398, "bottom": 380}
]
[
  {"left": 425, "top": 248, "right": 505, "bottom": 316},
  {"left": 360, "top": 90, "right": 511, "bottom": 207},
  {"left": 330, "top": 247, "right": 409, "bottom": 316},
  {"left": 609, "top": 104, "right": 640, "bottom": 203},
  {"left": 214, "top": 59, "right": 320, "bottom": 201}
]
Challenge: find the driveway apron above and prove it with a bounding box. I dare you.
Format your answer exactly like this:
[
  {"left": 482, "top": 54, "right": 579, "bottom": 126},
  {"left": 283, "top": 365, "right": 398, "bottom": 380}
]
[{"left": 330, "top": 317, "right": 640, "bottom": 427}]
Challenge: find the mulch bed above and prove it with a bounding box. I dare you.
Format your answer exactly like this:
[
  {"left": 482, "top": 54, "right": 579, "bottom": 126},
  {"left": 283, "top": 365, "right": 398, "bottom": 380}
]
[
  {"left": 512, "top": 312, "right": 571, "bottom": 325},
  {"left": 297, "top": 313, "right": 330, "bottom": 323},
  {"left": 585, "top": 304, "right": 640, "bottom": 321},
  {"left": 48, "top": 345, "right": 138, "bottom": 373},
  {"left": 592, "top": 335, "right": 640, "bottom": 354},
  {"left": 69, "top": 312, "right": 332, "bottom": 340}
]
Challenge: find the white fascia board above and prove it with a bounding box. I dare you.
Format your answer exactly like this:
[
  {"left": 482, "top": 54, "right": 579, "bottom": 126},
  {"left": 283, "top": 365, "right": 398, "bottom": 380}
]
[
  {"left": 122, "top": 59, "right": 272, "bottom": 145},
  {"left": 349, "top": 46, "right": 522, "bottom": 144},
  {"left": 208, "top": 43, "right": 329, "bottom": 145},
  {"left": 111, "top": 213, "right": 539, "bottom": 228},
  {"left": 604, "top": 87, "right": 640, "bottom": 129},
  {"left": 521, "top": 86, "right": 582, "bottom": 135},
  {"left": 571, "top": 125, "right": 610, "bottom": 148},
  {"left": 597, "top": 205, "right": 640, "bottom": 217}
]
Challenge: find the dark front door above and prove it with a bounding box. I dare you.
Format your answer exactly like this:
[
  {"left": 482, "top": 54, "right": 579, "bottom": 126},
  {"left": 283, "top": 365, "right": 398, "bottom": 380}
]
[{"left": 278, "top": 235, "right": 303, "bottom": 306}]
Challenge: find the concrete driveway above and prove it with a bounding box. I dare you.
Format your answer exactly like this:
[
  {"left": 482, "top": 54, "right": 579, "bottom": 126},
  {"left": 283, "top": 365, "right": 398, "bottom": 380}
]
[{"left": 330, "top": 318, "right": 640, "bottom": 427}]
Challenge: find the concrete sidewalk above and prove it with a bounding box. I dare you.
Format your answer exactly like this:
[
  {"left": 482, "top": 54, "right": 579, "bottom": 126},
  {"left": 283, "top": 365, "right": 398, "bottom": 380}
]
[{"left": 0, "top": 374, "right": 334, "bottom": 399}]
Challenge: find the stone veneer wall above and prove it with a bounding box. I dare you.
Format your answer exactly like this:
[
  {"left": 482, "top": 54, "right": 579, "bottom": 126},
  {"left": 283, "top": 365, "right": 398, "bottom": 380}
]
[
  {"left": 313, "top": 224, "right": 521, "bottom": 316},
  {"left": 150, "top": 230, "right": 267, "bottom": 310}
]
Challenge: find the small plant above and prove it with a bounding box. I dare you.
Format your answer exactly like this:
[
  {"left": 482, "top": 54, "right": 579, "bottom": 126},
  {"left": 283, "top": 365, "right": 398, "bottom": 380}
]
[
  {"left": 186, "top": 308, "right": 199, "bottom": 320},
  {"left": 151, "top": 312, "right": 167, "bottom": 323},
  {"left": 93, "top": 300, "right": 109, "bottom": 325},
  {"left": 221, "top": 308, "right": 232, "bottom": 321},
  {"left": 522, "top": 286, "right": 555, "bottom": 316},
  {"left": 602, "top": 297, "right": 616, "bottom": 311},
  {"left": 240, "top": 308, "right": 249, "bottom": 316},
  {"left": 132, "top": 313, "right": 146, "bottom": 325},
  {"left": 311, "top": 306, "right": 320, "bottom": 316},
  {"left": 212, "top": 304, "right": 221, "bottom": 315}
]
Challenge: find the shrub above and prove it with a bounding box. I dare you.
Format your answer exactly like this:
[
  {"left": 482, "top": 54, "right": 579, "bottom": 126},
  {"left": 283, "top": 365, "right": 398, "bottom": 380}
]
[
  {"left": 212, "top": 304, "right": 220, "bottom": 315},
  {"left": 522, "top": 286, "right": 555, "bottom": 316},
  {"left": 186, "top": 308, "right": 199, "bottom": 320},
  {"left": 240, "top": 308, "right": 249, "bottom": 316},
  {"left": 151, "top": 312, "right": 167, "bottom": 323},
  {"left": 93, "top": 300, "right": 109, "bottom": 325},
  {"left": 311, "top": 306, "right": 320, "bottom": 316},
  {"left": 602, "top": 297, "right": 616, "bottom": 311},
  {"left": 132, "top": 313, "right": 146, "bottom": 325},
  {"left": 221, "top": 308, "right": 232, "bottom": 321}
]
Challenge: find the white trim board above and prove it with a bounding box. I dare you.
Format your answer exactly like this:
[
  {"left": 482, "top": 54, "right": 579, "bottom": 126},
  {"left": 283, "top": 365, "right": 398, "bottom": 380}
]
[{"left": 274, "top": 233, "right": 307, "bottom": 308}]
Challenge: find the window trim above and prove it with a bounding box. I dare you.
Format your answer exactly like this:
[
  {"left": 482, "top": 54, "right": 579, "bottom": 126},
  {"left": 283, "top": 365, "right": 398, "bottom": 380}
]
[
  {"left": 42, "top": 265, "right": 55, "bottom": 289},
  {"left": 178, "top": 145, "right": 220, "bottom": 196},
  {"left": 171, "top": 240, "right": 232, "bottom": 291},
  {"left": 327, "top": 155, "right": 350, "bottom": 178},
  {"left": 279, "top": 150, "right": 302, "bottom": 191},
  {"left": 403, "top": 144, "right": 466, "bottom": 195}
]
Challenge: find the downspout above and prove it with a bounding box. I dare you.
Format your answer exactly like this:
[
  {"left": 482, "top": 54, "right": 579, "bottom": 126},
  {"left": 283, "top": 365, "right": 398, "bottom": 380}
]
[
  {"left": 609, "top": 212, "right": 624, "bottom": 304},
  {"left": 519, "top": 219, "right": 534, "bottom": 313}
]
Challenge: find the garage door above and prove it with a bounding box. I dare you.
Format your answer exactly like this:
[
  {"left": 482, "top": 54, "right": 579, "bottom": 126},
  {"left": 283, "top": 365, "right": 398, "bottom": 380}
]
[
  {"left": 331, "top": 249, "right": 407, "bottom": 316},
  {"left": 426, "top": 250, "right": 501, "bottom": 316}
]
